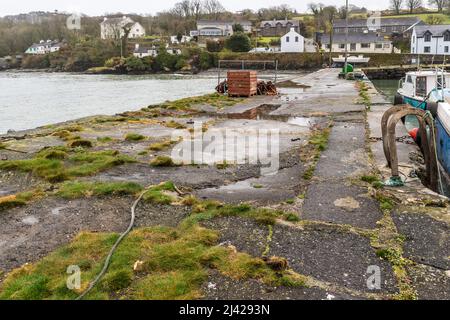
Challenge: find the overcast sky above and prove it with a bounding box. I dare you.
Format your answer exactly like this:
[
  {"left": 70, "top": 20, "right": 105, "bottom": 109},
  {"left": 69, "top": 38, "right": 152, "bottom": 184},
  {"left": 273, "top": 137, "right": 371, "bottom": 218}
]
[{"left": 1, "top": 0, "right": 394, "bottom": 17}]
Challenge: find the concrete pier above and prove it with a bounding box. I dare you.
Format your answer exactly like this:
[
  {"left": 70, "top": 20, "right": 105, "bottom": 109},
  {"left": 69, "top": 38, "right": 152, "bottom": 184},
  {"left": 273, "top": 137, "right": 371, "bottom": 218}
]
[{"left": 0, "top": 68, "right": 448, "bottom": 300}]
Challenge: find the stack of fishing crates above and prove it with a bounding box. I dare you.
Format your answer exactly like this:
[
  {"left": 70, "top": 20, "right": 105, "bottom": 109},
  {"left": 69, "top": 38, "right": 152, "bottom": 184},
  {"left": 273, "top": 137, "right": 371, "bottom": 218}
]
[{"left": 227, "top": 71, "right": 257, "bottom": 97}]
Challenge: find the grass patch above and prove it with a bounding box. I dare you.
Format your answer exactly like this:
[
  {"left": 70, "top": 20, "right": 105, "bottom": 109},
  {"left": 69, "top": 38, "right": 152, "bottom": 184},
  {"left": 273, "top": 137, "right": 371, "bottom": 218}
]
[
  {"left": 142, "top": 182, "right": 177, "bottom": 205},
  {"left": 0, "top": 219, "right": 304, "bottom": 300},
  {"left": 302, "top": 127, "right": 331, "bottom": 180},
  {"left": 148, "top": 139, "right": 175, "bottom": 151},
  {"left": 164, "top": 121, "right": 187, "bottom": 130},
  {"left": 97, "top": 137, "right": 113, "bottom": 143},
  {"left": 125, "top": 133, "right": 146, "bottom": 142},
  {"left": 148, "top": 93, "right": 243, "bottom": 111},
  {"left": 374, "top": 192, "right": 396, "bottom": 212},
  {"left": 57, "top": 181, "right": 144, "bottom": 199},
  {"left": 0, "top": 148, "right": 135, "bottom": 183},
  {"left": 357, "top": 81, "right": 371, "bottom": 110},
  {"left": 150, "top": 156, "right": 177, "bottom": 167},
  {"left": 0, "top": 192, "right": 36, "bottom": 211},
  {"left": 67, "top": 139, "right": 93, "bottom": 148}
]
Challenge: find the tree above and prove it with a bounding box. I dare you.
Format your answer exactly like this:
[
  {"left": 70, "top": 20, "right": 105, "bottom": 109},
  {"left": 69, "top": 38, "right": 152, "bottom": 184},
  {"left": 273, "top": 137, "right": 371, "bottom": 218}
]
[
  {"left": 203, "top": 0, "right": 225, "bottom": 20},
  {"left": 390, "top": 0, "right": 403, "bottom": 14},
  {"left": 322, "top": 6, "right": 337, "bottom": 66},
  {"left": 428, "top": 0, "right": 446, "bottom": 12},
  {"left": 232, "top": 23, "right": 244, "bottom": 33},
  {"left": 225, "top": 32, "right": 252, "bottom": 52},
  {"left": 406, "top": 0, "right": 422, "bottom": 13}
]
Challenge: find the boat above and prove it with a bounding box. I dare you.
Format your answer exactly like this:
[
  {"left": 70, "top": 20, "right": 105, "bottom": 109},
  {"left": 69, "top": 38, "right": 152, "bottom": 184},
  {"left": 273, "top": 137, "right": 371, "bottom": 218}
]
[
  {"left": 332, "top": 55, "right": 370, "bottom": 67},
  {"left": 395, "top": 68, "right": 450, "bottom": 195},
  {"left": 394, "top": 69, "right": 450, "bottom": 115}
]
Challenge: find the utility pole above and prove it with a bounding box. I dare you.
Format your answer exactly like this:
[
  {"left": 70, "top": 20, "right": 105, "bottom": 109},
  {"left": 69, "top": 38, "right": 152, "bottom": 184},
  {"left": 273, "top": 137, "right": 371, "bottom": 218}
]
[{"left": 344, "top": 0, "right": 349, "bottom": 77}]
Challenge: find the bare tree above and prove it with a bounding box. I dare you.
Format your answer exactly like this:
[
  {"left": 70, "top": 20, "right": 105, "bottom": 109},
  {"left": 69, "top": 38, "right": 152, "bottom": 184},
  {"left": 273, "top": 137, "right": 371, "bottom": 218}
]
[
  {"left": 322, "top": 6, "right": 337, "bottom": 66},
  {"left": 428, "top": 0, "right": 446, "bottom": 12},
  {"left": 390, "top": 0, "right": 404, "bottom": 14},
  {"left": 406, "top": 0, "right": 422, "bottom": 13},
  {"left": 203, "top": 0, "right": 225, "bottom": 20}
]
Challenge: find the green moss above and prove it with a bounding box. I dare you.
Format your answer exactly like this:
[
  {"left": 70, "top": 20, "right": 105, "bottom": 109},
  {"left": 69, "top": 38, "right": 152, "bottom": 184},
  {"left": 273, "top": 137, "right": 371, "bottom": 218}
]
[
  {"left": 0, "top": 143, "right": 6, "bottom": 150},
  {"left": 57, "top": 181, "right": 144, "bottom": 199},
  {"left": 283, "top": 213, "right": 300, "bottom": 222},
  {"left": 67, "top": 139, "right": 93, "bottom": 148},
  {"left": 361, "top": 175, "right": 379, "bottom": 184},
  {"left": 0, "top": 149, "right": 134, "bottom": 183},
  {"left": 142, "top": 182, "right": 177, "bottom": 205},
  {"left": 148, "top": 140, "right": 175, "bottom": 151},
  {"left": 150, "top": 93, "right": 242, "bottom": 111},
  {"left": 97, "top": 137, "right": 113, "bottom": 143},
  {"left": 164, "top": 121, "right": 186, "bottom": 129},
  {"left": 125, "top": 133, "right": 146, "bottom": 142},
  {"left": 375, "top": 193, "right": 395, "bottom": 211},
  {"left": 150, "top": 156, "right": 177, "bottom": 167}
]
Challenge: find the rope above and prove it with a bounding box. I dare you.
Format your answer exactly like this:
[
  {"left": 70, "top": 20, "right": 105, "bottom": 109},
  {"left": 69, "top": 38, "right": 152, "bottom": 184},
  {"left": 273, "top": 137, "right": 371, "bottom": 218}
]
[{"left": 76, "top": 188, "right": 148, "bottom": 300}]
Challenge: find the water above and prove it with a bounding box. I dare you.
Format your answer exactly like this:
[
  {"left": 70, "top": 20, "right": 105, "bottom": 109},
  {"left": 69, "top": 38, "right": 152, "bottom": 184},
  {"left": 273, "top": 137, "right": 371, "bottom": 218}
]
[
  {"left": 372, "top": 79, "right": 420, "bottom": 130},
  {"left": 0, "top": 72, "right": 218, "bottom": 134}
]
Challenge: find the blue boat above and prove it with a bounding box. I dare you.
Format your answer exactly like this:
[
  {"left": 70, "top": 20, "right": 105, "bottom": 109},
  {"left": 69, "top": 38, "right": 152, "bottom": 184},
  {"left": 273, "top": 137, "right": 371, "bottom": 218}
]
[{"left": 396, "top": 69, "right": 450, "bottom": 195}]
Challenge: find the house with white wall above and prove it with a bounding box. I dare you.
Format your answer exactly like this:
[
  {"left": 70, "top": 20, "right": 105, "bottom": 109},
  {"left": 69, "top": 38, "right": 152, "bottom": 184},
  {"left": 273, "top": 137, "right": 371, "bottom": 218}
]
[
  {"left": 190, "top": 20, "right": 252, "bottom": 38},
  {"left": 25, "top": 40, "right": 63, "bottom": 55},
  {"left": 281, "top": 28, "right": 304, "bottom": 53},
  {"left": 101, "top": 16, "right": 146, "bottom": 40},
  {"left": 170, "top": 35, "right": 192, "bottom": 44},
  {"left": 321, "top": 32, "right": 398, "bottom": 53},
  {"left": 133, "top": 44, "right": 181, "bottom": 58},
  {"left": 411, "top": 25, "right": 450, "bottom": 55}
]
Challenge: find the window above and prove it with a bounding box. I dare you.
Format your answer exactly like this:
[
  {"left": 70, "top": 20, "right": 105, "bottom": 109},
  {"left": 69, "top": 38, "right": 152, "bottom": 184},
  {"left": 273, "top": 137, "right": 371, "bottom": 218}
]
[
  {"left": 412, "top": 36, "right": 415, "bottom": 43},
  {"left": 445, "top": 46, "right": 449, "bottom": 53},
  {"left": 416, "top": 76, "right": 427, "bottom": 97},
  {"left": 326, "top": 44, "right": 331, "bottom": 49},
  {"left": 407, "top": 76, "right": 413, "bottom": 83},
  {"left": 286, "top": 36, "right": 289, "bottom": 42},
  {"left": 339, "top": 44, "right": 345, "bottom": 49},
  {"left": 383, "top": 43, "right": 390, "bottom": 48},
  {"left": 424, "top": 33, "right": 431, "bottom": 42},
  {"left": 424, "top": 46, "right": 431, "bottom": 53},
  {"left": 350, "top": 43, "right": 356, "bottom": 51},
  {"left": 361, "top": 43, "right": 370, "bottom": 48},
  {"left": 445, "top": 32, "right": 450, "bottom": 41},
  {"left": 375, "top": 43, "right": 382, "bottom": 49},
  {"left": 295, "top": 36, "right": 299, "bottom": 42}
]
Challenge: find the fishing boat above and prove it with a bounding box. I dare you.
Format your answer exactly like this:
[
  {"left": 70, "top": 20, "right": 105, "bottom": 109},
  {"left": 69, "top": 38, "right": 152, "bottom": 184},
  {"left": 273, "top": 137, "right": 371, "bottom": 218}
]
[{"left": 394, "top": 68, "right": 450, "bottom": 195}]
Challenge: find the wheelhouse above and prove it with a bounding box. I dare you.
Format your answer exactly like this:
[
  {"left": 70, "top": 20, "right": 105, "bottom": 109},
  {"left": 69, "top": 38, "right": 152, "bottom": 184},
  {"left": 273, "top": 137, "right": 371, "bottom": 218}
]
[{"left": 399, "top": 70, "right": 450, "bottom": 100}]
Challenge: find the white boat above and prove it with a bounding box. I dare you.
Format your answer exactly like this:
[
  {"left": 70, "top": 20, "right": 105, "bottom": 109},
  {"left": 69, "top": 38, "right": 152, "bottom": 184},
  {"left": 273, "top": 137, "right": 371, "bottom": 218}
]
[{"left": 332, "top": 55, "right": 370, "bottom": 65}]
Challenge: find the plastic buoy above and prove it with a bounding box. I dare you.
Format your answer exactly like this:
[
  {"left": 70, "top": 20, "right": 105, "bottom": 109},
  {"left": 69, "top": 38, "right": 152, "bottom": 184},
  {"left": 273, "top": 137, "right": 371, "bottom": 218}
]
[{"left": 409, "top": 128, "right": 419, "bottom": 141}]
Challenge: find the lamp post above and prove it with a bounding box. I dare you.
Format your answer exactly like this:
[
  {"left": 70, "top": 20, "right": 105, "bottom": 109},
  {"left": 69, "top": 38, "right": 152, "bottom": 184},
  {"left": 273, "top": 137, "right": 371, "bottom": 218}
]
[{"left": 344, "top": 0, "right": 349, "bottom": 76}]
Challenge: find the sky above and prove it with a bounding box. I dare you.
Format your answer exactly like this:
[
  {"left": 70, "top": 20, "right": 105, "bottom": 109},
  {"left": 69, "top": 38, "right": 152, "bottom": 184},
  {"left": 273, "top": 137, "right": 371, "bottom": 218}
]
[{"left": 0, "top": 0, "right": 393, "bottom": 17}]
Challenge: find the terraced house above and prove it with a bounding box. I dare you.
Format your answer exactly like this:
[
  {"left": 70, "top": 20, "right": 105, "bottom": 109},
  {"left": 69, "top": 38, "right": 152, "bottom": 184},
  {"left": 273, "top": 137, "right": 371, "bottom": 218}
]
[
  {"left": 321, "top": 33, "right": 399, "bottom": 53},
  {"left": 190, "top": 20, "right": 252, "bottom": 37},
  {"left": 259, "top": 19, "right": 301, "bottom": 37},
  {"left": 25, "top": 39, "right": 64, "bottom": 55},
  {"left": 333, "top": 17, "right": 424, "bottom": 38},
  {"left": 411, "top": 25, "right": 450, "bottom": 55}
]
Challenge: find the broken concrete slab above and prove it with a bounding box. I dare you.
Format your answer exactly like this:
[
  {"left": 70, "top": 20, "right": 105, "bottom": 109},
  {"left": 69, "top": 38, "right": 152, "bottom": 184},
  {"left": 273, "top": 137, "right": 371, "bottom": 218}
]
[
  {"left": 392, "top": 211, "right": 450, "bottom": 270},
  {"left": 269, "top": 224, "right": 398, "bottom": 293},
  {"left": 407, "top": 264, "right": 450, "bottom": 300},
  {"left": 302, "top": 181, "right": 383, "bottom": 229}
]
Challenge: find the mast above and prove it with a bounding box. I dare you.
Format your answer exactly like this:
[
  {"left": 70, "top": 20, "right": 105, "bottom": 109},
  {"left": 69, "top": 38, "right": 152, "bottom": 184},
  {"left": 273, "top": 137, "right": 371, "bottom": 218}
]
[{"left": 344, "top": 0, "right": 349, "bottom": 77}]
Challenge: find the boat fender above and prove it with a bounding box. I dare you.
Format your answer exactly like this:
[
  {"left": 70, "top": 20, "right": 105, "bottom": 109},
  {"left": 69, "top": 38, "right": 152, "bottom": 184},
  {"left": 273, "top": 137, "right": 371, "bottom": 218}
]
[
  {"left": 409, "top": 127, "right": 423, "bottom": 149},
  {"left": 394, "top": 93, "right": 403, "bottom": 105},
  {"left": 426, "top": 101, "right": 438, "bottom": 117}
]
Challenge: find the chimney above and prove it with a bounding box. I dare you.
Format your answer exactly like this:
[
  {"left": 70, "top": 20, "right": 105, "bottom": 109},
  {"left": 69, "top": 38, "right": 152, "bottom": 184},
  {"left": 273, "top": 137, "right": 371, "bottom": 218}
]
[
  {"left": 135, "top": 43, "right": 140, "bottom": 50},
  {"left": 103, "top": 17, "right": 107, "bottom": 21},
  {"left": 290, "top": 27, "right": 295, "bottom": 32}
]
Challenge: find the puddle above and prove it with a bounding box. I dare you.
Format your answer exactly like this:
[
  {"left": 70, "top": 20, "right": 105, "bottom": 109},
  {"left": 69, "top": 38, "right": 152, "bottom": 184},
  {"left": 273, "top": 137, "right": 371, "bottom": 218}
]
[
  {"left": 225, "top": 104, "right": 281, "bottom": 120},
  {"left": 22, "top": 216, "right": 39, "bottom": 225}
]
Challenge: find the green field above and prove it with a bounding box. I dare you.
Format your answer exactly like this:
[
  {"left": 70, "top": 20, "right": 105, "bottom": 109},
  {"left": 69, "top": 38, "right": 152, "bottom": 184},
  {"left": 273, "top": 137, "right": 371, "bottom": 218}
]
[{"left": 384, "top": 13, "right": 450, "bottom": 23}]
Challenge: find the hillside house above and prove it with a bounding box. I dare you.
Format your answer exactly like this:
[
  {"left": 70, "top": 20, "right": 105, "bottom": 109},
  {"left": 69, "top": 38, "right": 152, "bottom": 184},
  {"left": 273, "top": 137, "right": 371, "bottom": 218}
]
[
  {"left": 101, "top": 16, "right": 145, "bottom": 40},
  {"left": 133, "top": 44, "right": 181, "bottom": 58},
  {"left": 170, "top": 35, "right": 192, "bottom": 44},
  {"left": 411, "top": 25, "right": 450, "bottom": 55},
  {"left": 190, "top": 20, "right": 252, "bottom": 38},
  {"left": 333, "top": 17, "right": 423, "bottom": 38},
  {"left": 321, "top": 33, "right": 399, "bottom": 53},
  {"left": 25, "top": 40, "right": 63, "bottom": 55},
  {"left": 281, "top": 28, "right": 304, "bottom": 53},
  {"left": 259, "top": 19, "right": 301, "bottom": 37}
]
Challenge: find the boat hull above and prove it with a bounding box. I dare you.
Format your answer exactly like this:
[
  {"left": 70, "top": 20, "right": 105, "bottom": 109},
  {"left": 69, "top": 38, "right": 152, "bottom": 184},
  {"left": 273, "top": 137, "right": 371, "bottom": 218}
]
[
  {"left": 396, "top": 93, "right": 427, "bottom": 110},
  {"left": 436, "top": 117, "right": 450, "bottom": 175}
]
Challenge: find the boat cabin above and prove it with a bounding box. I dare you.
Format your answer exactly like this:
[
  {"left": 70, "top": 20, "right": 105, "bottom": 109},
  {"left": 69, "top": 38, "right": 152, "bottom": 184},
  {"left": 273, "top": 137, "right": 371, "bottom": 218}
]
[{"left": 399, "top": 70, "right": 450, "bottom": 99}]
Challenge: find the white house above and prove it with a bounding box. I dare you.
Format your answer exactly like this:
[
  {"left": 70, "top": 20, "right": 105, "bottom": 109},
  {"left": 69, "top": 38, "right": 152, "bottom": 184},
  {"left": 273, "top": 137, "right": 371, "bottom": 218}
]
[
  {"left": 170, "top": 35, "right": 192, "bottom": 44},
  {"left": 133, "top": 44, "right": 158, "bottom": 58},
  {"left": 281, "top": 28, "right": 304, "bottom": 53},
  {"left": 25, "top": 40, "right": 63, "bottom": 55},
  {"left": 411, "top": 25, "right": 450, "bottom": 55},
  {"left": 321, "top": 32, "right": 399, "bottom": 53},
  {"left": 101, "top": 16, "right": 146, "bottom": 40},
  {"left": 190, "top": 20, "right": 252, "bottom": 37},
  {"left": 133, "top": 44, "right": 181, "bottom": 58}
]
